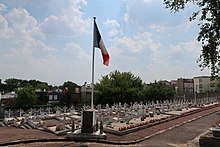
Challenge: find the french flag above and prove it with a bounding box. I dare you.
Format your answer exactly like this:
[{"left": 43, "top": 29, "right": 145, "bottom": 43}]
[{"left": 94, "top": 21, "right": 110, "bottom": 66}]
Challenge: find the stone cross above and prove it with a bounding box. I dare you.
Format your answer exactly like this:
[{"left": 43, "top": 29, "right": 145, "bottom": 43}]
[
  {"left": 19, "top": 108, "right": 24, "bottom": 117},
  {"left": 56, "top": 107, "right": 61, "bottom": 116},
  {"left": 29, "top": 108, "right": 33, "bottom": 116},
  {"left": 8, "top": 109, "right": 12, "bottom": 118},
  {"left": 47, "top": 107, "right": 52, "bottom": 114}
]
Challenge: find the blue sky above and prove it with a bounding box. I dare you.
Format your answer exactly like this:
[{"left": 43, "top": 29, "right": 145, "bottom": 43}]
[{"left": 0, "top": 0, "right": 210, "bottom": 86}]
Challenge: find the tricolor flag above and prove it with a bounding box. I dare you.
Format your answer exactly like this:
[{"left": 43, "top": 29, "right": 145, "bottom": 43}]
[{"left": 93, "top": 21, "right": 110, "bottom": 66}]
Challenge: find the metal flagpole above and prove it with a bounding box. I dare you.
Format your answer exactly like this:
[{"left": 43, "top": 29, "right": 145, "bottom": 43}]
[{"left": 91, "top": 17, "right": 96, "bottom": 110}]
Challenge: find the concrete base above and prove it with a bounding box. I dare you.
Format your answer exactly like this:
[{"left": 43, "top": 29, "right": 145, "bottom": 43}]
[
  {"left": 66, "top": 129, "right": 107, "bottom": 141},
  {"left": 199, "top": 131, "right": 220, "bottom": 147},
  {"left": 212, "top": 127, "right": 220, "bottom": 137}
]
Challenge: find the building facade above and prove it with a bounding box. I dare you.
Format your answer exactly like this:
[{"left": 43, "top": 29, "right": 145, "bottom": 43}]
[
  {"left": 194, "top": 76, "right": 219, "bottom": 93},
  {"left": 176, "top": 78, "right": 194, "bottom": 96},
  {"left": 80, "top": 83, "right": 92, "bottom": 105}
]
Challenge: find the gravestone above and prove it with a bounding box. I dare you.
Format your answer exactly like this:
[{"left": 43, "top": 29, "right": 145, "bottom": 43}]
[
  {"left": 81, "top": 110, "right": 96, "bottom": 133},
  {"left": 70, "top": 108, "right": 75, "bottom": 115},
  {"left": 130, "top": 110, "right": 134, "bottom": 119},
  {"left": 109, "top": 114, "right": 113, "bottom": 123},
  {"left": 19, "top": 109, "right": 24, "bottom": 117},
  {"left": 29, "top": 108, "right": 33, "bottom": 116},
  {"left": 8, "top": 109, "right": 12, "bottom": 118},
  {"left": 161, "top": 105, "right": 165, "bottom": 113},
  {"left": 149, "top": 111, "right": 154, "bottom": 117},
  {"left": 56, "top": 107, "right": 61, "bottom": 116},
  {"left": 106, "top": 103, "right": 109, "bottom": 112},
  {"left": 46, "top": 107, "right": 52, "bottom": 114},
  {"left": 0, "top": 104, "right": 5, "bottom": 119},
  {"left": 63, "top": 106, "right": 67, "bottom": 113},
  {"left": 155, "top": 107, "right": 161, "bottom": 115}
]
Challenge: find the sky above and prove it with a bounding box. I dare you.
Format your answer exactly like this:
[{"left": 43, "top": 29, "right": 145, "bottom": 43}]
[{"left": 0, "top": 0, "right": 211, "bottom": 86}]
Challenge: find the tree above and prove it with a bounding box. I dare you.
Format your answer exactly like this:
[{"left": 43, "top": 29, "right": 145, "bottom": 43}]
[
  {"left": 164, "top": 0, "right": 220, "bottom": 76},
  {"left": 142, "top": 81, "right": 175, "bottom": 101},
  {"left": 4, "top": 78, "right": 22, "bottom": 92},
  {"left": 35, "top": 83, "right": 49, "bottom": 91},
  {"left": 58, "top": 81, "right": 78, "bottom": 107},
  {"left": 3, "top": 78, "right": 51, "bottom": 92},
  {"left": 15, "top": 87, "right": 37, "bottom": 108},
  {"left": 95, "top": 70, "right": 144, "bottom": 105},
  {"left": 61, "top": 81, "right": 78, "bottom": 92},
  {"left": 0, "top": 79, "right": 7, "bottom": 92}
]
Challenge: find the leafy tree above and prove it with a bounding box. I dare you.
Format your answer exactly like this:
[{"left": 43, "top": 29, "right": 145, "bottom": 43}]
[
  {"left": 57, "top": 81, "right": 78, "bottom": 107},
  {"left": 4, "top": 78, "right": 50, "bottom": 92},
  {"left": 4, "top": 78, "right": 22, "bottom": 92},
  {"left": 142, "top": 81, "right": 174, "bottom": 101},
  {"left": 35, "top": 83, "right": 49, "bottom": 91},
  {"left": 0, "top": 79, "right": 7, "bottom": 92},
  {"left": 164, "top": 0, "right": 220, "bottom": 76},
  {"left": 61, "top": 81, "right": 78, "bottom": 91},
  {"left": 95, "top": 70, "right": 144, "bottom": 105},
  {"left": 28, "top": 80, "right": 50, "bottom": 89},
  {"left": 15, "top": 87, "right": 37, "bottom": 108},
  {"left": 215, "top": 77, "right": 220, "bottom": 92}
]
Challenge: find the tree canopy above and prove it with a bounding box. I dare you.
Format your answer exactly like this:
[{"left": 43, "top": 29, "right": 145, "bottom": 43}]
[
  {"left": 2, "top": 78, "right": 51, "bottom": 92},
  {"left": 61, "top": 81, "right": 78, "bottom": 92},
  {"left": 142, "top": 81, "right": 175, "bottom": 102},
  {"left": 164, "top": 0, "right": 220, "bottom": 76},
  {"left": 15, "top": 86, "right": 37, "bottom": 108},
  {"left": 95, "top": 70, "right": 144, "bottom": 105}
]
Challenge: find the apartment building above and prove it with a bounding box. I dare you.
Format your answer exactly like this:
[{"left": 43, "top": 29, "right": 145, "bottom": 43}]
[
  {"left": 194, "top": 76, "right": 219, "bottom": 93},
  {"left": 176, "top": 78, "right": 194, "bottom": 95}
]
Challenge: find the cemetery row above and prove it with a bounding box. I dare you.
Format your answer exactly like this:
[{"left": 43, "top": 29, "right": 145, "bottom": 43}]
[{"left": 0, "top": 97, "right": 219, "bottom": 136}]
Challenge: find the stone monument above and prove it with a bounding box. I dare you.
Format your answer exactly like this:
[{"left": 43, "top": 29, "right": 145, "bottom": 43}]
[
  {"left": 81, "top": 109, "right": 96, "bottom": 133},
  {"left": 0, "top": 104, "right": 5, "bottom": 120}
]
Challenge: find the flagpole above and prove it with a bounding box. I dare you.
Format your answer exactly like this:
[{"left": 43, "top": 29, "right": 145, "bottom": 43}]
[{"left": 91, "top": 17, "right": 96, "bottom": 110}]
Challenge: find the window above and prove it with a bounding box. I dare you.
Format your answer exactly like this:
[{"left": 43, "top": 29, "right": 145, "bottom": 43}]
[
  {"left": 54, "top": 95, "right": 58, "bottom": 100},
  {"left": 199, "top": 84, "right": 203, "bottom": 89},
  {"left": 49, "top": 95, "right": 53, "bottom": 100}
]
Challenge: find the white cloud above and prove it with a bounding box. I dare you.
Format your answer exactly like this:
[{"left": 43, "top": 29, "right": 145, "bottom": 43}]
[
  {"left": 142, "top": 39, "right": 209, "bottom": 83},
  {"left": 123, "top": 0, "right": 194, "bottom": 29},
  {"left": 0, "top": 5, "right": 62, "bottom": 84},
  {"left": 178, "top": 20, "right": 198, "bottom": 33},
  {"left": 64, "top": 42, "right": 90, "bottom": 61},
  {"left": 32, "top": 40, "right": 57, "bottom": 51},
  {"left": 112, "top": 31, "right": 160, "bottom": 53},
  {"left": 40, "top": 0, "right": 90, "bottom": 37},
  {"left": 149, "top": 24, "right": 166, "bottom": 33},
  {"left": 124, "top": 11, "right": 129, "bottom": 23},
  {"left": 0, "top": 3, "right": 6, "bottom": 11},
  {"left": 4, "top": 7, "right": 44, "bottom": 40},
  {"left": 143, "top": 0, "right": 152, "bottom": 4},
  {"left": 104, "top": 18, "right": 123, "bottom": 37},
  {"left": 0, "top": 15, "right": 8, "bottom": 30},
  {"left": 104, "top": 18, "right": 120, "bottom": 28},
  {"left": 169, "top": 39, "right": 201, "bottom": 56}
]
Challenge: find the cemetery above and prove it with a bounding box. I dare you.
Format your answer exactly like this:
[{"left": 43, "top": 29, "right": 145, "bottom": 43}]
[{"left": 0, "top": 96, "right": 220, "bottom": 140}]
